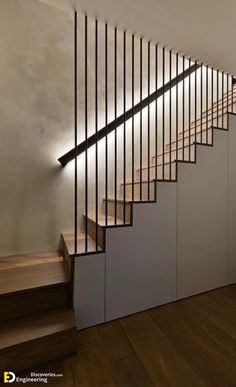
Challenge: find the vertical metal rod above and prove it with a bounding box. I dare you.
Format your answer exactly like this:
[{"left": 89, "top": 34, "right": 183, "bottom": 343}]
[
  {"left": 162, "top": 47, "right": 165, "bottom": 179},
  {"left": 231, "top": 76, "right": 234, "bottom": 113},
  {"left": 212, "top": 67, "right": 214, "bottom": 128},
  {"left": 169, "top": 50, "right": 172, "bottom": 179},
  {"left": 105, "top": 23, "right": 108, "bottom": 226},
  {"left": 140, "top": 38, "right": 143, "bottom": 199},
  {"left": 74, "top": 11, "right": 78, "bottom": 255},
  {"left": 114, "top": 27, "right": 117, "bottom": 223},
  {"left": 176, "top": 53, "right": 179, "bottom": 162},
  {"left": 132, "top": 35, "right": 135, "bottom": 201},
  {"left": 147, "top": 41, "right": 150, "bottom": 197},
  {"left": 95, "top": 19, "right": 98, "bottom": 249},
  {"left": 85, "top": 15, "right": 88, "bottom": 250},
  {"left": 200, "top": 63, "right": 203, "bottom": 142},
  {"left": 227, "top": 73, "right": 229, "bottom": 114},
  {"left": 123, "top": 31, "right": 126, "bottom": 222},
  {"left": 155, "top": 44, "right": 158, "bottom": 180},
  {"left": 222, "top": 72, "right": 224, "bottom": 128},
  {"left": 217, "top": 69, "right": 219, "bottom": 126},
  {"left": 182, "top": 56, "right": 185, "bottom": 161},
  {"left": 194, "top": 60, "right": 197, "bottom": 146},
  {"left": 227, "top": 73, "right": 229, "bottom": 120},
  {"left": 188, "top": 58, "right": 191, "bottom": 159},
  {"left": 206, "top": 65, "right": 208, "bottom": 143}
]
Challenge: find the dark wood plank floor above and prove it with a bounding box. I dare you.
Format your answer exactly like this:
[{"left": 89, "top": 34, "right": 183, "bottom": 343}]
[{"left": 21, "top": 284, "right": 236, "bottom": 386}]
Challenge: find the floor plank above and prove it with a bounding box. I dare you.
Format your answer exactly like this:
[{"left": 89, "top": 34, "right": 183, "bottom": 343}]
[
  {"left": 149, "top": 299, "right": 236, "bottom": 387},
  {"left": 72, "top": 328, "right": 117, "bottom": 386},
  {"left": 98, "top": 320, "right": 154, "bottom": 386},
  {"left": 120, "top": 311, "right": 206, "bottom": 387}
]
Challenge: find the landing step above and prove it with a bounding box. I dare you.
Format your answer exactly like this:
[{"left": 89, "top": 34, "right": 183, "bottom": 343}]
[
  {"left": 0, "top": 308, "right": 76, "bottom": 373},
  {"left": 0, "top": 252, "right": 70, "bottom": 296},
  {"left": 0, "top": 252, "right": 71, "bottom": 323}
]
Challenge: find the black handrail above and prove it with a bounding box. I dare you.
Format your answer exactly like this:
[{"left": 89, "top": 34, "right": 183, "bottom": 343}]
[{"left": 58, "top": 63, "right": 200, "bottom": 166}]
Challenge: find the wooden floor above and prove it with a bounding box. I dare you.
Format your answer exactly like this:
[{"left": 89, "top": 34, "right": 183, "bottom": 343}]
[{"left": 21, "top": 284, "right": 236, "bottom": 386}]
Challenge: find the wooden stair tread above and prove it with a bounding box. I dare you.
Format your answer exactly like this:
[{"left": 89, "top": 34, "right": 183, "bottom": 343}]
[
  {"left": 0, "top": 253, "right": 70, "bottom": 295},
  {"left": 0, "top": 308, "right": 75, "bottom": 350},
  {"left": 86, "top": 214, "right": 130, "bottom": 227},
  {"left": 62, "top": 232, "right": 103, "bottom": 255},
  {"left": 0, "top": 251, "right": 62, "bottom": 271}
]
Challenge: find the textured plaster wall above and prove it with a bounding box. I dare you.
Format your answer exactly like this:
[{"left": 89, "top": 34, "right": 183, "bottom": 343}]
[{"left": 0, "top": 0, "right": 75, "bottom": 256}]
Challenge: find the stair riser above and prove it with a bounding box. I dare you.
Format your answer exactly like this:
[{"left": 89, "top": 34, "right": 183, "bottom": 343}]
[
  {"left": 86, "top": 217, "right": 105, "bottom": 248},
  {"left": 0, "top": 285, "right": 70, "bottom": 323},
  {"left": 122, "top": 182, "right": 156, "bottom": 201},
  {"left": 105, "top": 200, "right": 131, "bottom": 223},
  {"left": 0, "top": 329, "right": 76, "bottom": 374},
  {"left": 62, "top": 242, "right": 72, "bottom": 278}
]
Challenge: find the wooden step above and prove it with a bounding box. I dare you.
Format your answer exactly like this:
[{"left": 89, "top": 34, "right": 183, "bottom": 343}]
[
  {"left": 83, "top": 212, "right": 131, "bottom": 250},
  {"left": 136, "top": 160, "right": 178, "bottom": 181},
  {"left": 103, "top": 198, "right": 131, "bottom": 223},
  {"left": 166, "top": 128, "right": 213, "bottom": 152},
  {"left": 62, "top": 232, "right": 103, "bottom": 257},
  {"left": 120, "top": 179, "right": 157, "bottom": 201},
  {"left": 0, "top": 253, "right": 71, "bottom": 323},
  {"left": 87, "top": 213, "right": 130, "bottom": 227},
  {"left": 0, "top": 308, "right": 76, "bottom": 373},
  {"left": 152, "top": 144, "right": 195, "bottom": 165}
]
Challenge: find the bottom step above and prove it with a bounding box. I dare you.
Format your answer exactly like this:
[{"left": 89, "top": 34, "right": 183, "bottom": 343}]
[{"left": 0, "top": 308, "right": 76, "bottom": 374}]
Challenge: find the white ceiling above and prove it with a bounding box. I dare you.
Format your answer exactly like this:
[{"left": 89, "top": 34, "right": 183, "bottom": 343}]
[{"left": 38, "top": 0, "right": 236, "bottom": 75}]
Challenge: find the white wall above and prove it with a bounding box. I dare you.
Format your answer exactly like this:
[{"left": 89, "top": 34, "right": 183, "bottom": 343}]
[{"left": 38, "top": 0, "right": 236, "bottom": 76}]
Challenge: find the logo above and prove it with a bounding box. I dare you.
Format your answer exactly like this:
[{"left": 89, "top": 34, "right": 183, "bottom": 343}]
[{"left": 4, "top": 372, "right": 16, "bottom": 383}]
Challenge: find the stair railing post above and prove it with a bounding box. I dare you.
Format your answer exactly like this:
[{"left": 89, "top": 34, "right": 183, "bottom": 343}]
[{"left": 74, "top": 10, "right": 78, "bottom": 256}]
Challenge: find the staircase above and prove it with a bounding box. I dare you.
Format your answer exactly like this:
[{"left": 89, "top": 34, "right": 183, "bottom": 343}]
[
  {"left": 1, "top": 10, "right": 236, "bottom": 373},
  {"left": 62, "top": 84, "right": 236, "bottom": 256},
  {"left": 0, "top": 252, "right": 76, "bottom": 373}
]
